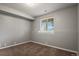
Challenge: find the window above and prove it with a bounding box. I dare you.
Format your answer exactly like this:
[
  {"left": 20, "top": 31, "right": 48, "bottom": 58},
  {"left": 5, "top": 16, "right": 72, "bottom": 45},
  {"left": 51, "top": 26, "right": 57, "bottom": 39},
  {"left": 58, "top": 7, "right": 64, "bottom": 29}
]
[{"left": 40, "top": 18, "right": 54, "bottom": 32}]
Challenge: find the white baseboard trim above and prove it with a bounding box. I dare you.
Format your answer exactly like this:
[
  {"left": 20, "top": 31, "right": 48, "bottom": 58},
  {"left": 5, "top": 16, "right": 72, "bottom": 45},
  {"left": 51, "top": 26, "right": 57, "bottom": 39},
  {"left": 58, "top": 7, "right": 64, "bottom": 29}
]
[
  {"left": 0, "top": 40, "right": 77, "bottom": 54},
  {"left": 0, "top": 41, "right": 31, "bottom": 49},
  {"left": 31, "top": 41, "right": 77, "bottom": 54}
]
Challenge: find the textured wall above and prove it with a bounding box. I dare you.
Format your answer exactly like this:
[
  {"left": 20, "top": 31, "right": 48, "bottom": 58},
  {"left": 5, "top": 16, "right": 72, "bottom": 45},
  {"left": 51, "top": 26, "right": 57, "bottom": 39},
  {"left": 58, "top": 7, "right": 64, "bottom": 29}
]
[
  {"left": 0, "top": 14, "right": 32, "bottom": 48},
  {"left": 32, "top": 5, "right": 77, "bottom": 51}
]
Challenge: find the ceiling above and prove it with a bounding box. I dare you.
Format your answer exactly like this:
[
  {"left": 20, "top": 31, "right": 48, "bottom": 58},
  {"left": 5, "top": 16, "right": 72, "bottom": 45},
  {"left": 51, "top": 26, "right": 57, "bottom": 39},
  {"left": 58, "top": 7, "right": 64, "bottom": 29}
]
[{"left": 0, "top": 3, "right": 76, "bottom": 18}]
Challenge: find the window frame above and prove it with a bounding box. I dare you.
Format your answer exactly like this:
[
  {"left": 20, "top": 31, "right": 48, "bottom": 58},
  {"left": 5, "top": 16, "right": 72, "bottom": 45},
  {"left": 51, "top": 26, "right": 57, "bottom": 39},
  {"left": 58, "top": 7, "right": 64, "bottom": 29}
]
[{"left": 39, "top": 17, "right": 54, "bottom": 33}]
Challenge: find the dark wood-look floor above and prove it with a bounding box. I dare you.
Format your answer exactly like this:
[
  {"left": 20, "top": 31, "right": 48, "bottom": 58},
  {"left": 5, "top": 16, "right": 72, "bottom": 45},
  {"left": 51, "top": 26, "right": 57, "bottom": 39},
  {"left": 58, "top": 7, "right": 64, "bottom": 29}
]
[{"left": 0, "top": 42, "right": 76, "bottom": 56}]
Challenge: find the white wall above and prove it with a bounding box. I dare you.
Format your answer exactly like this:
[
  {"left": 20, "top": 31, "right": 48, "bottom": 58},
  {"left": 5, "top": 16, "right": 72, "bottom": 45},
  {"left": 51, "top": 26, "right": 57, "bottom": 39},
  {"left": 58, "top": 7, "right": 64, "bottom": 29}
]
[
  {"left": 32, "top": 5, "right": 77, "bottom": 51},
  {"left": 78, "top": 4, "right": 79, "bottom": 52},
  {"left": 0, "top": 5, "right": 33, "bottom": 48},
  {"left": 0, "top": 13, "right": 32, "bottom": 48}
]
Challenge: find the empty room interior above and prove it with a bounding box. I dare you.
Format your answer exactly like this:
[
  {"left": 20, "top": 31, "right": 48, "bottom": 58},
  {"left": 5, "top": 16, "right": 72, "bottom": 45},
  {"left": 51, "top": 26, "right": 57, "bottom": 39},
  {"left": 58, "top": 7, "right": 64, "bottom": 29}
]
[{"left": 0, "top": 3, "right": 79, "bottom": 56}]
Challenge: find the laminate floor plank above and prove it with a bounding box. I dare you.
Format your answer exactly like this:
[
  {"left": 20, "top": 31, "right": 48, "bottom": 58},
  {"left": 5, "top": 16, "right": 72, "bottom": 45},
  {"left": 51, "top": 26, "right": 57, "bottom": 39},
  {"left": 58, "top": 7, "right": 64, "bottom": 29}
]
[{"left": 0, "top": 42, "right": 76, "bottom": 56}]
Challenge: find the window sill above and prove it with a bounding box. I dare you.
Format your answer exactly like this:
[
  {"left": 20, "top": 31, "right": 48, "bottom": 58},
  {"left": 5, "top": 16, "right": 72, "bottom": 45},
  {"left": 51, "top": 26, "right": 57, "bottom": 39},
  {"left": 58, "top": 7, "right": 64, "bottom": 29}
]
[{"left": 38, "top": 30, "right": 54, "bottom": 34}]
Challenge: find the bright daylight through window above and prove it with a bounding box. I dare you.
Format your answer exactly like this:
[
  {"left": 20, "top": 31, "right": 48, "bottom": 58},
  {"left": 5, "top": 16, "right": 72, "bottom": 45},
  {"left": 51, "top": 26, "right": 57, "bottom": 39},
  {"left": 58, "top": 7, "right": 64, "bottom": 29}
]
[{"left": 40, "top": 18, "right": 54, "bottom": 33}]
